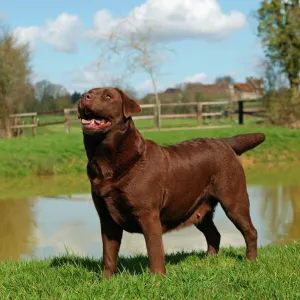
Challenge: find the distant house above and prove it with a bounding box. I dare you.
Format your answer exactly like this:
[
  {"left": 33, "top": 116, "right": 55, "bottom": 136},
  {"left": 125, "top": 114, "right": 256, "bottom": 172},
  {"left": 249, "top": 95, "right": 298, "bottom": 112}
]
[
  {"left": 185, "top": 81, "right": 231, "bottom": 92},
  {"left": 141, "top": 77, "right": 265, "bottom": 103},
  {"left": 233, "top": 77, "right": 265, "bottom": 101},
  {"left": 142, "top": 88, "right": 183, "bottom": 104}
]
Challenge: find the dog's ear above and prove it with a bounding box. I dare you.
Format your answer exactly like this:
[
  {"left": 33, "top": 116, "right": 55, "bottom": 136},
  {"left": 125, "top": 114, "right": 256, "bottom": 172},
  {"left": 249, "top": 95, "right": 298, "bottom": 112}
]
[{"left": 117, "top": 88, "right": 141, "bottom": 118}]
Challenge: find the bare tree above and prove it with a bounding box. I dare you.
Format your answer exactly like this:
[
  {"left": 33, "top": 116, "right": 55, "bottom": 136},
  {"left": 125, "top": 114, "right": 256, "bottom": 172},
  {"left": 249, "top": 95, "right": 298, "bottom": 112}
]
[
  {"left": 97, "top": 19, "right": 174, "bottom": 128},
  {"left": 256, "top": 58, "right": 289, "bottom": 93},
  {"left": 110, "top": 77, "right": 139, "bottom": 100}
]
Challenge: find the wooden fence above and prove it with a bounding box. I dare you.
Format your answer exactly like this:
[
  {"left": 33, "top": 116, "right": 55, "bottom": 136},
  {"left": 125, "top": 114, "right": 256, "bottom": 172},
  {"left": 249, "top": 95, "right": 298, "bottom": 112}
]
[
  {"left": 9, "top": 113, "right": 37, "bottom": 137},
  {"left": 7, "top": 98, "right": 265, "bottom": 137},
  {"left": 64, "top": 101, "right": 231, "bottom": 134},
  {"left": 38, "top": 110, "right": 65, "bottom": 127},
  {"left": 237, "top": 98, "right": 266, "bottom": 125}
]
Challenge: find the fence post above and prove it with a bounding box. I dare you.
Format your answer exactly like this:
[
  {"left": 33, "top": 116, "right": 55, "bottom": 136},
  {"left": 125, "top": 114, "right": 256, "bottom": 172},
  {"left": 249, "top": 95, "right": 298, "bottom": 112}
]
[
  {"left": 212, "top": 115, "right": 216, "bottom": 125},
  {"left": 153, "top": 104, "right": 158, "bottom": 129},
  {"left": 197, "top": 103, "right": 203, "bottom": 126},
  {"left": 157, "top": 104, "right": 161, "bottom": 129},
  {"left": 238, "top": 101, "right": 244, "bottom": 125},
  {"left": 32, "top": 114, "right": 37, "bottom": 136},
  {"left": 6, "top": 117, "right": 12, "bottom": 139},
  {"left": 12, "top": 116, "right": 20, "bottom": 137},
  {"left": 64, "top": 109, "right": 71, "bottom": 134}
]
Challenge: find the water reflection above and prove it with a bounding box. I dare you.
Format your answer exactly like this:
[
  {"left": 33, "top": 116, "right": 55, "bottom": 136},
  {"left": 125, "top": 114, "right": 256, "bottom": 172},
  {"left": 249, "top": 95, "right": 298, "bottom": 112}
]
[
  {"left": 260, "top": 185, "right": 300, "bottom": 244},
  {"left": 0, "top": 184, "right": 299, "bottom": 260},
  {"left": 0, "top": 198, "right": 36, "bottom": 259}
]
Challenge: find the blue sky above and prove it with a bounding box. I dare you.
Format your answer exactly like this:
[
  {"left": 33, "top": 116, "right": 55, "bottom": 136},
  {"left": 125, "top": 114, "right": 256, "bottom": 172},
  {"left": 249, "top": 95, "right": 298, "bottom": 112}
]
[{"left": 1, "top": 0, "right": 265, "bottom": 95}]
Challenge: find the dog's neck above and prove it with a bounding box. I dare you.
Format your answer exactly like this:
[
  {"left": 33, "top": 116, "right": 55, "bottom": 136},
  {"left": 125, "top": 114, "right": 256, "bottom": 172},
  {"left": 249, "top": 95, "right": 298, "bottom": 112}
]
[{"left": 84, "top": 118, "right": 145, "bottom": 180}]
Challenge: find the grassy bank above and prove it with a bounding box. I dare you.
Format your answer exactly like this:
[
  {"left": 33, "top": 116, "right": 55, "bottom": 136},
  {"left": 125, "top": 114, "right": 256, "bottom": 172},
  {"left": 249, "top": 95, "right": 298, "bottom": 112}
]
[
  {"left": 0, "top": 242, "right": 299, "bottom": 299},
  {"left": 1, "top": 124, "right": 300, "bottom": 179},
  {"left": 1, "top": 164, "right": 300, "bottom": 201}
]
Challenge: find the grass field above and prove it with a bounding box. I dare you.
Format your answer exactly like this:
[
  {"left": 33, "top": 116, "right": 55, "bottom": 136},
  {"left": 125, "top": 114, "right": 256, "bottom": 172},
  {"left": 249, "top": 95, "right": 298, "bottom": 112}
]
[
  {"left": 1, "top": 121, "right": 300, "bottom": 179},
  {"left": 0, "top": 242, "right": 299, "bottom": 299}
]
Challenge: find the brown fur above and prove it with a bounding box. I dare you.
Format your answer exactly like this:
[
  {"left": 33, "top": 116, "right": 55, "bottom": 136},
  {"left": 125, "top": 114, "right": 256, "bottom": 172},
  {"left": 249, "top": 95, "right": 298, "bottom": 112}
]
[{"left": 77, "top": 87, "right": 265, "bottom": 278}]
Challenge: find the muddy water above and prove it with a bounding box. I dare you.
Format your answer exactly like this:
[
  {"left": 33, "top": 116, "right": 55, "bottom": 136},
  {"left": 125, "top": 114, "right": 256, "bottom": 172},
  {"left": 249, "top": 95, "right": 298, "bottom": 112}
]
[{"left": 0, "top": 168, "right": 299, "bottom": 260}]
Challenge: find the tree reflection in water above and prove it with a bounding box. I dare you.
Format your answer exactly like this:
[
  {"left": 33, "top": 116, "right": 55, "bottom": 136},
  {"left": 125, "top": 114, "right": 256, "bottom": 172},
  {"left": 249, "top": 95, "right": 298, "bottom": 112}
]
[
  {"left": 261, "top": 185, "right": 300, "bottom": 244},
  {"left": 0, "top": 198, "right": 36, "bottom": 260}
]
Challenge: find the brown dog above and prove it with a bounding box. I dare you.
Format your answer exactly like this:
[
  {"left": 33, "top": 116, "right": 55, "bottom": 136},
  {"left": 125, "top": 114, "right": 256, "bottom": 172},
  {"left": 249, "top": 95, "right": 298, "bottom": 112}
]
[{"left": 77, "top": 87, "right": 265, "bottom": 278}]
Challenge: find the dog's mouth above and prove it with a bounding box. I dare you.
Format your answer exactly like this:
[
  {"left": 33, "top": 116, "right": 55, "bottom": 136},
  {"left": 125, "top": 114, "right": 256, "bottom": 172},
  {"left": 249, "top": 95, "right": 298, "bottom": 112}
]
[{"left": 81, "top": 112, "right": 112, "bottom": 131}]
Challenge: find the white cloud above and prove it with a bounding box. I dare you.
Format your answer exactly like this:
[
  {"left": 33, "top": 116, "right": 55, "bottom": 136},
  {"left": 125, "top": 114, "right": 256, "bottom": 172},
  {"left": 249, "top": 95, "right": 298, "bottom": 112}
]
[
  {"left": 136, "top": 78, "right": 167, "bottom": 97},
  {"left": 66, "top": 61, "right": 120, "bottom": 92},
  {"left": 13, "top": 13, "right": 82, "bottom": 52},
  {"left": 182, "top": 72, "right": 209, "bottom": 83},
  {"left": 137, "top": 79, "right": 154, "bottom": 93},
  {"left": 13, "top": 27, "right": 40, "bottom": 50},
  {"left": 88, "top": 0, "right": 246, "bottom": 42},
  {"left": 40, "top": 13, "right": 82, "bottom": 52},
  {"left": 85, "top": 10, "right": 119, "bottom": 40},
  {"left": 11, "top": 0, "right": 246, "bottom": 52}
]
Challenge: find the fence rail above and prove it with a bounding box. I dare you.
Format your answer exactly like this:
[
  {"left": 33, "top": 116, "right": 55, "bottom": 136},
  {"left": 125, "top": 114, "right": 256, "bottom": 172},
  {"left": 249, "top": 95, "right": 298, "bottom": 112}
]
[
  {"left": 9, "top": 112, "right": 37, "bottom": 137},
  {"left": 7, "top": 98, "right": 265, "bottom": 137}
]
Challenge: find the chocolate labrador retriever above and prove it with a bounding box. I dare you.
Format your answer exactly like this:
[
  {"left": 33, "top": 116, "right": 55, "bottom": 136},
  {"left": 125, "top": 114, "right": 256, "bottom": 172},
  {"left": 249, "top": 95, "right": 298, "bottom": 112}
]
[{"left": 77, "top": 87, "right": 265, "bottom": 278}]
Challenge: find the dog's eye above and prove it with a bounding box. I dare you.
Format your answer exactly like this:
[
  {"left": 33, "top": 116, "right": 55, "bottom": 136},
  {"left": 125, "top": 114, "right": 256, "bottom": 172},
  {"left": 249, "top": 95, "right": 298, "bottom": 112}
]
[{"left": 105, "top": 94, "right": 112, "bottom": 99}]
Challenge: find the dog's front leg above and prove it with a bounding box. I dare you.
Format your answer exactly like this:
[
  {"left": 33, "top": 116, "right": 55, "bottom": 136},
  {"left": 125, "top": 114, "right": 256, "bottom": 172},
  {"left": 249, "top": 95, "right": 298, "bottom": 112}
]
[
  {"left": 100, "top": 215, "right": 123, "bottom": 279},
  {"left": 139, "top": 211, "right": 166, "bottom": 275}
]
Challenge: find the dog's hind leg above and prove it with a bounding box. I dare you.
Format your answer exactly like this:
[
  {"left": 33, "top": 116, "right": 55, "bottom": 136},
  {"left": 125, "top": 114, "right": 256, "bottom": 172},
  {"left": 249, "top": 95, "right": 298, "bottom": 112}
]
[
  {"left": 195, "top": 211, "right": 221, "bottom": 256},
  {"left": 218, "top": 188, "right": 257, "bottom": 261}
]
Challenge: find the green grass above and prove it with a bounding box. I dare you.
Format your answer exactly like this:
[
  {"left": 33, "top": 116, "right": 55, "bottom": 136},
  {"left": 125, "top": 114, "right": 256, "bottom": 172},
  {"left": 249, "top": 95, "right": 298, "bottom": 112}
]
[
  {"left": 0, "top": 242, "right": 299, "bottom": 299},
  {"left": 37, "top": 113, "right": 65, "bottom": 125},
  {"left": 1, "top": 123, "right": 300, "bottom": 179},
  {"left": 0, "top": 174, "right": 90, "bottom": 200},
  {"left": 1, "top": 163, "right": 299, "bottom": 200}
]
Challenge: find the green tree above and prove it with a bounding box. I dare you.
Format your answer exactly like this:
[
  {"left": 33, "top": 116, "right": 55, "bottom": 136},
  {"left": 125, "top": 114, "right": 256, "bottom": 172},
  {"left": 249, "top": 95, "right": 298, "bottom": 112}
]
[
  {"left": 215, "top": 76, "right": 235, "bottom": 85},
  {"left": 39, "top": 95, "right": 55, "bottom": 112},
  {"left": 0, "top": 27, "right": 33, "bottom": 138},
  {"left": 257, "top": 0, "right": 300, "bottom": 91},
  {"left": 54, "top": 95, "right": 72, "bottom": 110},
  {"left": 71, "top": 91, "right": 81, "bottom": 104}
]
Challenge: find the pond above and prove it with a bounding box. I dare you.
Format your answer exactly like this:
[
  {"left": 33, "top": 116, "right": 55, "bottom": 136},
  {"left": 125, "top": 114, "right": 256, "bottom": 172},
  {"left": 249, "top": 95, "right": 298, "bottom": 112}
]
[{"left": 0, "top": 166, "right": 299, "bottom": 261}]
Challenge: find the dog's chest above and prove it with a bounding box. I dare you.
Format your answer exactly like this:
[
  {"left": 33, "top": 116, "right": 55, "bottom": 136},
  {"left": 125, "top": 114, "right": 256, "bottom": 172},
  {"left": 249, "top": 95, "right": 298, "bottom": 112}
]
[{"left": 90, "top": 174, "right": 141, "bottom": 233}]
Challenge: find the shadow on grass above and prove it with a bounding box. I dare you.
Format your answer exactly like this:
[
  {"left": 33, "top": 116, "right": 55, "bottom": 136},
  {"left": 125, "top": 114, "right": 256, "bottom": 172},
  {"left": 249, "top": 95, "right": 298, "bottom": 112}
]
[
  {"left": 49, "top": 251, "right": 208, "bottom": 276},
  {"left": 221, "top": 249, "right": 244, "bottom": 261},
  {"left": 49, "top": 248, "right": 246, "bottom": 277}
]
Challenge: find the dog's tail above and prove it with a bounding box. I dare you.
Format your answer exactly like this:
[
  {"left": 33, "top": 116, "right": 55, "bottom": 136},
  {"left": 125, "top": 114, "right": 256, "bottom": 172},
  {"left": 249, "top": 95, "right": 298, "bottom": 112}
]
[{"left": 221, "top": 133, "right": 265, "bottom": 156}]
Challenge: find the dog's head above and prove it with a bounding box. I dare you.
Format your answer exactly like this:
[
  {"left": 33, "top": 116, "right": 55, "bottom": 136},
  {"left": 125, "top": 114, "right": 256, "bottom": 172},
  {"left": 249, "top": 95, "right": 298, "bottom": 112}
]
[{"left": 77, "top": 87, "right": 141, "bottom": 135}]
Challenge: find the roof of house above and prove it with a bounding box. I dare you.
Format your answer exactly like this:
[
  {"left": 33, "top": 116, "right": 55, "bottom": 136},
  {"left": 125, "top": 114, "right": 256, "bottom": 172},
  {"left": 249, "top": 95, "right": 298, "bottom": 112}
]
[
  {"left": 234, "top": 83, "right": 253, "bottom": 92},
  {"left": 246, "top": 78, "right": 264, "bottom": 90},
  {"left": 185, "top": 81, "right": 231, "bottom": 92},
  {"left": 234, "top": 78, "right": 264, "bottom": 94}
]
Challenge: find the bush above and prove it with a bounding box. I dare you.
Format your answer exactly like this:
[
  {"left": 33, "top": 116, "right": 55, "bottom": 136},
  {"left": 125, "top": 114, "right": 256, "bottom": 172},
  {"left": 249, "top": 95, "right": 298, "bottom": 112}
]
[{"left": 264, "top": 88, "right": 300, "bottom": 127}]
